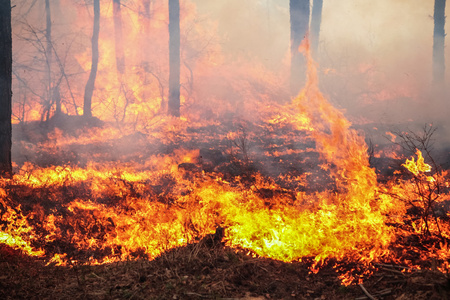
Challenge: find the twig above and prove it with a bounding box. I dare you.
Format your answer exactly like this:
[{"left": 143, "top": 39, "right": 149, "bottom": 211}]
[
  {"left": 185, "top": 292, "right": 209, "bottom": 298},
  {"left": 258, "top": 265, "right": 269, "bottom": 273},
  {"left": 355, "top": 289, "right": 391, "bottom": 300},
  {"left": 89, "top": 272, "right": 106, "bottom": 281},
  {"left": 371, "top": 275, "right": 384, "bottom": 288},
  {"left": 381, "top": 267, "right": 405, "bottom": 276},
  {"left": 385, "top": 279, "right": 407, "bottom": 284},
  {"left": 359, "top": 284, "right": 377, "bottom": 300},
  {"left": 375, "top": 263, "right": 411, "bottom": 271}
]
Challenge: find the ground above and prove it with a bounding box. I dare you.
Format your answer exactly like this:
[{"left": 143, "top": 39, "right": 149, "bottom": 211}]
[
  {"left": 1, "top": 242, "right": 449, "bottom": 300},
  {"left": 3, "top": 117, "right": 450, "bottom": 299}
]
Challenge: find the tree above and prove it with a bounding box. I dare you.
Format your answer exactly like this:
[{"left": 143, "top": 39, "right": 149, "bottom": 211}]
[
  {"left": 112, "top": 0, "right": 139, "bottom": 123},
  {"left": 0, "top": 0, "right": 12, "bottom": 176},
  {"left": 45, "top": 0, "right": 53, "bottom": 116},
  {"left": 433, "top": 0, "right": 446, "bottom": 84},
  {"left": 289, "top": 0, "right": 310, "bottom": 95},
  {"left": 142, "top": 0, "right": 152, "bottom": 20},
  {"left": 44, "top": 0, "right": 63, "bottom": 119},
  {"left": 113, "top": 0, "right": 125, "bottom": 74},
  {"left": 310, "top": 0, "right": 323, "bottom": 57},
  {"left": 139, "top": 0, "right": 152, "bottom": 33},
  {"left": 83, "top": 0, "right": 100, "bottom": 118},
  {"left": 168, "top": 0, "right": 180, "bottom": 117}
]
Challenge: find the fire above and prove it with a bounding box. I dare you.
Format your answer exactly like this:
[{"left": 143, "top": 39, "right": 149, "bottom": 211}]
[
  {"left": 402, "top": 149, "right": 432, "bottom": 176},
  {"left": 5, "top": 0, "right": 450, "bottom": 289},
  {"left": 4, "top": 36, "right": 397, "bottom": 276},
  {"left": 0, "top": 194, "right": 44, "bottom": 257}
]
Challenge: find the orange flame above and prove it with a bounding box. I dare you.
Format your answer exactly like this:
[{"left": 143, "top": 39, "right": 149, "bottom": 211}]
[{"left": 5, "top": 0, "right": 450, "bottom": 285}]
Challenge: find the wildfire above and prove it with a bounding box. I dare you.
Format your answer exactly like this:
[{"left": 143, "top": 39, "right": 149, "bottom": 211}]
[
  {"left": 4, "top": 0, "right": 450, "bottom": 289},
  {"left": 0, "top": 195, "right": 44, "bottom": 258},
  {"left": 402, "top": 149, "right": 432, "bottom": 176}
]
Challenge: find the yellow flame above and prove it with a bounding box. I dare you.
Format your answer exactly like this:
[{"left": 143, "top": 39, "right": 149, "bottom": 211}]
[{"left": 402, "top": 149, "right": 431, "bottom": 176}]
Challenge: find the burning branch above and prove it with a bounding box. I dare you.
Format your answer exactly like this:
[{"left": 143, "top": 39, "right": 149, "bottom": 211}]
[{"left": 402, "top": 149, "right": 444, "bottom": 239}]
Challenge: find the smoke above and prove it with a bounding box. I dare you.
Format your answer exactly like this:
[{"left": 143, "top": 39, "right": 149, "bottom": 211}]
[
  {"left": 193, "top": 0, "right": 448, "bottom": 153},
  {"left": 193, "top": 0, "right": 289, "bottom": 71},
  {"left": 315, "top": 0, "right": 449, "bottom": 146},
  {"left": 195, "top": 0, "right": 448, "bottom": 117},
  {"left": 10, "top": 0, "right": 450, "bottom": 156}
]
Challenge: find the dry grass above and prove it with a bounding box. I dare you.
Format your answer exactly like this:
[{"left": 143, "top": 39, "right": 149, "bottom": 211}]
[{"left": 1, "top": 242, "right": 450, "bottom": 300}]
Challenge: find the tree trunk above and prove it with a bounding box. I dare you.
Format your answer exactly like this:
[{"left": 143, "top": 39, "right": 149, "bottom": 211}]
[
  {"left": 54, "top": 85, "right": 61, "bottom": 116},
  {"left": 143, "top": 0, "right": 152, "bottom": 20},
  {"left": 310, "top": 0, "right": 323, "bottom": 57},
  {"left": 290, "top": 0, "right": 310, "bottom": 96},
  {"left": 113, "top": 0, "right": 125, "bottom": 74},
  {"left": 433, "top": 0, "right": 446, "bottom": 84},
  {"left": 83, "top": 0, "right": 100, "bottom": 118},
  {"left": 45, "top": 0, "right": 61, "bottom": 119},
  {"left": 168, "top": 0, "right": 180, "bottom": 117},
  {"left": 0, "top": 0, "right": 12, "bottom": 176}
]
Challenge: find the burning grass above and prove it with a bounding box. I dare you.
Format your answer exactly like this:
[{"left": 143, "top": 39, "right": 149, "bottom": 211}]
[{"left": 3, "top": 38, "right": 450, "bottom": 299}]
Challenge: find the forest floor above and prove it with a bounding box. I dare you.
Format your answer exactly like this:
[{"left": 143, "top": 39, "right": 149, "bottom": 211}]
[
  {"left": 1, "top": 242, "right": 449, "bottom": 300},
  {"left": 3, "top": 117, "right": 450, "bottom": 299}
]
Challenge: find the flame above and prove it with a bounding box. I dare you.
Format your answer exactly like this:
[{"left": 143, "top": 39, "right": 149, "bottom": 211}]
[
  {"left": 6, "top": 0, "right": 450, "bottom": 287},
  {"left": 0, "top": 194, "right": 44, "bottom": 257},
  {"left": 4, "top": 36, "right": 396, "bottom": 277},
  {"left": 402, "top": 149, "right": 432, "bottom": 176},
  {"left": 5, "top": 38, "right": 450, "bottom": 285}
]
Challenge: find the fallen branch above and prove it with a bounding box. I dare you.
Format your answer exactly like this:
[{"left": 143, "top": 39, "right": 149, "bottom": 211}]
[
  {"left": 185, "top": 291, "right": 209, "bottom": 298},
  {"left": 355, "top": 288, "right": 392, "bottom": 300},
  {"left": 381, "top": 267, "right": 405, "bottom": 276},
  {"left": 371, "top": 275, "right": 384, "bottom": 287},
  {"left": 375, "top": 263, "right": 411, "bottom": 271},
  {"left": 359, "top": 284, "right": 377, "bottom": 300}
]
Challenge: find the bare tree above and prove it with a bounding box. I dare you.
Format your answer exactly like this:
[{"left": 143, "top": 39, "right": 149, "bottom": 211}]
[
  {"left": 139, "top": 0, "right": 152, "bottom": 33},
  {"left": 433, "top": 0, "right": 446, "bottom": 84},
  {"left": 310, "top": 0, "right": 323, "bottom": 57},
  {"left": 44, "top": 0, "right": 63, "bottom": 119},
  {"left": 14, "top": 20, "right": 78, "bottom": 122},
  {"left": 0, "top": 0, "right": 12, "bottom": 176},
  {"left": 168, "top": 0, "right": 180, "bottom": 117},
  {"left": 112, "top": 0, "right": 139, "bottom": 124},
  {"left": 83, "top": 0, "right": 100, "bottom": 118},
  {"left": 113, "top": 0, "right": 125, "bottom": 74},
  {"left": 45, "top": 0, "right": 53, "bottom": 115},
  {"left": 144, "top": 0, "right": 153, "bottom": 19},
  {"left": 289, "top": 0, "right": 310, "bottom": 95}
]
